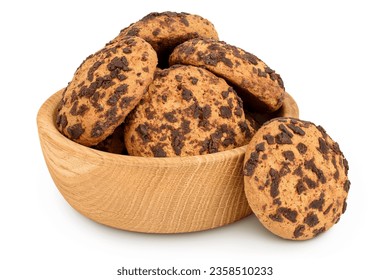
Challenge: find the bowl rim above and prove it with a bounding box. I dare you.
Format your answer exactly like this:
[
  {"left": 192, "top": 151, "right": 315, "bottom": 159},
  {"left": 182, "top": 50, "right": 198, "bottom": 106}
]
[{"left": 37, "top": 89, "right": 248, "bottom": 167}]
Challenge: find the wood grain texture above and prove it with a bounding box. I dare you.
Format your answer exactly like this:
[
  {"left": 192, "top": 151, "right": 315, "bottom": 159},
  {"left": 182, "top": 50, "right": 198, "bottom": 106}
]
[{"left": 37, "top": 89, "right": 299, "bottom": 233}]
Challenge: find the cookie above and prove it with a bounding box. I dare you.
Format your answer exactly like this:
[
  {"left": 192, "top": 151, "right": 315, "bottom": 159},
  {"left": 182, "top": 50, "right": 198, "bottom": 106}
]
[
  {"left": 169, "top": 38, "right": 285, "bottom": 112},
  {"left": 124, "top": 65, "right": 251, "bottom": 157},
  {"left": 93, "top": 123, "right": 127, "bottom": 154},
  {"left": 243, "top": 117, "right": 350, "bottom": 240},
  {"left": 56, "top": 36, "right": 157, "bottom": 146},
  {"left": 245, "top": 92, "right": 299, "bottom": 128},
  {"left": 112, "top": 12, "right": 219, "bottom": 67}
]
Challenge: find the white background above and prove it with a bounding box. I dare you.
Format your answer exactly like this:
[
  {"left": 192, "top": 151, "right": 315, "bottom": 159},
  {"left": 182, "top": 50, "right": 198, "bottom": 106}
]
[{"left": 1, "top": 0, "right": 389, "bottom": 279}]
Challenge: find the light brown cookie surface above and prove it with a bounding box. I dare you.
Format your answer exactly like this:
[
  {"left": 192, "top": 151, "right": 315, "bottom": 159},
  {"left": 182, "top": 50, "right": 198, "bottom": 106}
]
[
  {"left": 243, "top": 117, "right": 350, "bottom": 240},
  {"left": 124, "top": 65, "right": 252, "bottom": 157},
  {"left": 113, "top": 12, "right": 219, "bottom": 67},
  {"left": 169, "top": 38, "right": 285, "bottom": 112},
  {"left": 56, "top": 36, "right": 157, "bottom": 146}
]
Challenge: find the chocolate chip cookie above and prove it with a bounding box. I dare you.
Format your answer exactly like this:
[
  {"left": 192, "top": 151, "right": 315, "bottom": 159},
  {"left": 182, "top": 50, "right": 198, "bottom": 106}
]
[
  {"left": 92, "top": 123, "right": 126, "bottom": 154},
  {"left": 169, "top": 38, "right": 285, "bottom": 112},
  {"left": 112, "top": 12, "right": 219, "bottom": 67},
  {"left": 56, "top": 36, "right": 157, "bottom": 146},
  {"left": 124, "top": 65, "right": 252, "bottom": 157},
  {"left": 245, "top": 92, "right": 300, "bottom": 128},
  {"left": 243, "top": 117, "right": 350, "bottom": 240}
]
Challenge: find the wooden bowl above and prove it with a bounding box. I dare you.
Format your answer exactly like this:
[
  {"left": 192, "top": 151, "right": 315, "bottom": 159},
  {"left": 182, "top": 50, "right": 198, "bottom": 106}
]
[{"left": 37, "top": 89, "right": 299, "bottom": 233}]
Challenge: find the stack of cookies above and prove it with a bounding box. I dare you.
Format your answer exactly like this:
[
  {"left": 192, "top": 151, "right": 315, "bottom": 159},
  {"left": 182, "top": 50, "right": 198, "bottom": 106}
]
[{"left": 55, "top": 11, "right": 350, "bottom": 240}]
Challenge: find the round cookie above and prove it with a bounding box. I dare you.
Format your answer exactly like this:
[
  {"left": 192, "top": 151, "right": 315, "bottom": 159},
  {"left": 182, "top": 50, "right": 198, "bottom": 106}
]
[
  {"left": 169, "top": 38, "right": 285, "bottom": 112},
  {"left": 112, "top": 12, "right": 219, "bottom": 67},
  {"left": 124, "top": 65, "right": 252, "bottom": 157},
  {"left": 56, "top": 36, "right": 157, "bottom": 146},
  {"left": 243, "top": 117, "right": 350, "bottom": 240}
]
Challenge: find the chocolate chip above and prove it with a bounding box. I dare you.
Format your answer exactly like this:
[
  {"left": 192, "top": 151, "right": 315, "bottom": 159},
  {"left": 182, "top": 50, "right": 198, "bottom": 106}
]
[
  {"left": 56, "top": 113, "right": 68, "bottom": 129},
  {"left": 278, "top": 207, "right": 297, "bottom": 222},
  {"left": 323, "top": 204, "right": 333, "bottom": 215},
  {"left": 269, "top": 213, "right": 283, "bottom": 222},
  {"left": 269, "top": 168, "right": 280, "bottom": 198},
  {"left": 293, "top": 225, "right": 305, "bottom": 238},
  {"left": 199, "top": 137, "right": 219, "bottom": 154},
  {"left": 141, "top": 52, "right": 149, "bottom": 62},
  {"left": 303, "top": 176, "right": 317, "bottom": 189},
  {"left": 107, "top": 56, "right": 129, "bottom": 71},
  {"left": 179, "top": 16, "right": 189, "bottom": 26},
  {"left": 279, "top": 124, "right": 293, "bottom": 138},
  {"left": 104, "top": 105, "right": 118, "bottom": 124},
  {"left": 70, "top": 101, "right": 88, "bottom": 116},
  {"left": 163, "top": 112, "right": 178, "bottom": 123},
  {"left": 107, "top": 94, "right": 119, "bottom": 106},
  {"left": 152, "top": 28, "right": 161, "bottom": 36},
  {"left": 241, "top": 51, "right": 257, "bottom": 65},
  {"left": 313, "top": 227, "right": 326, "bottom": 237},
  {"left": 295, "top": 179, "right": 306, "bottom": 195},
  {"left": 331, "top": 155, "right": 340, "bottom": 180},
  {"left": 296, "top": 142, "right": 307, "bottom": 154},
  {"left": 136, "top": 124, "right": 150, "bottom": 143},
  {"left": 304, "top": 213, "right": 319, "bottom": 227},
  {"left": 304, "top": 158, "right": 326, "bottom": 184},
  {"left": 318, "top": 137, "right": 329, "bottom": 154},
  {"left": 273, "top": 198, "right": 282, "bottom": 205},
  {"left": 257, "top": 68, "right": 267, "bottom": 78},
  {"left": 119, "top": 96, "right": 134, "bottom": 109},
  {"left": 238, "top": 121, "right": 251, "bottom": 138},
  {"left": 151, "top": 145, "right": 167, "bottom": 157},
  {"left": 182, "top": 88, "right": 193, "bottom": 101},
  {"left": 234, "top": 106, "right": 243, "bottom": 117},
  {"left": 198, "top": 49, "right": 233, "bottom": 68},
  {"left": 190, "top": 77, "right": 198, "bottom": 85},
  {"left": 126, "top": 27, "right": 140, "bottom": 37},
  {"left": 309, "top": 193, "right": 325, "bottom": 211},
  {"left": 243, "top": 152, "right": 259, "bottom": 176},
  {"left": 171, "top": 129, "right": 184, "bottom": 156},
  {"left": 222, "top": 137, "right": 235, "bottom": 147},
  {"left": 181, "top": 119, "right": 191, "bottom": 134},
  {"left": 342, "top": 199, "right": 347, "bottom": 213},
  {"left": 202, "top": 105, "right": 212, "bottom": 119},
  {"left": 255, "top": 142, "right": 265, "bottom": 152},
  {"left": 91, "top": 122, "right": 104, "bottom": 138},
  {"left": 221, "top": 90, "right": 229, "bottom": 99},
  {"left": 145, "top": 107, "right": 155, "bottom": 120},
  {"left": 333, "top": 170, "right": 340, "bottom": 181},
  {"left": 219, "top": 106, "right": 232, "bottom": 118},
  {"left": 316, "top": 125, "right": 327, "bottom": 138},
  {"left": 282, "top": 150, "right": 295, "bottom": 161},
  {"left": 275, "top": 132, "right": 292, "bottom": 144},
  {"left": 279, "top": 163, "right": 291, "bottom": 176},
  {"left": 175, "top": 75, "right": 183, "bottom": 82},
  {"left": 343, "top": 158, "right": 349, "bottom": 174},
  {"left": 331, "top": 142, "right": 341, "bottom": 154},
  {"left": 287, "top": 123, "right": 305, "bottom": 135},
  {"left": 263, "top": 134, "right": 275, "bottom": 144},
  {"left": 343, "top": 180, "right": 351, "bottom": 192},
  {"left": 70, "top": 90, "right": 77, "bottom": 103},
  {"left": 87, "top": 61, "right": 102, "bottom": 82},
  {"left": 293, "top": 166, "right": 303, "bottom": 177},
  {"left": 67, "top": 123, "right": 84, "bottom": 140},
  {"left": 122, "top": 47, "right": 131, "bottom": 54}
]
